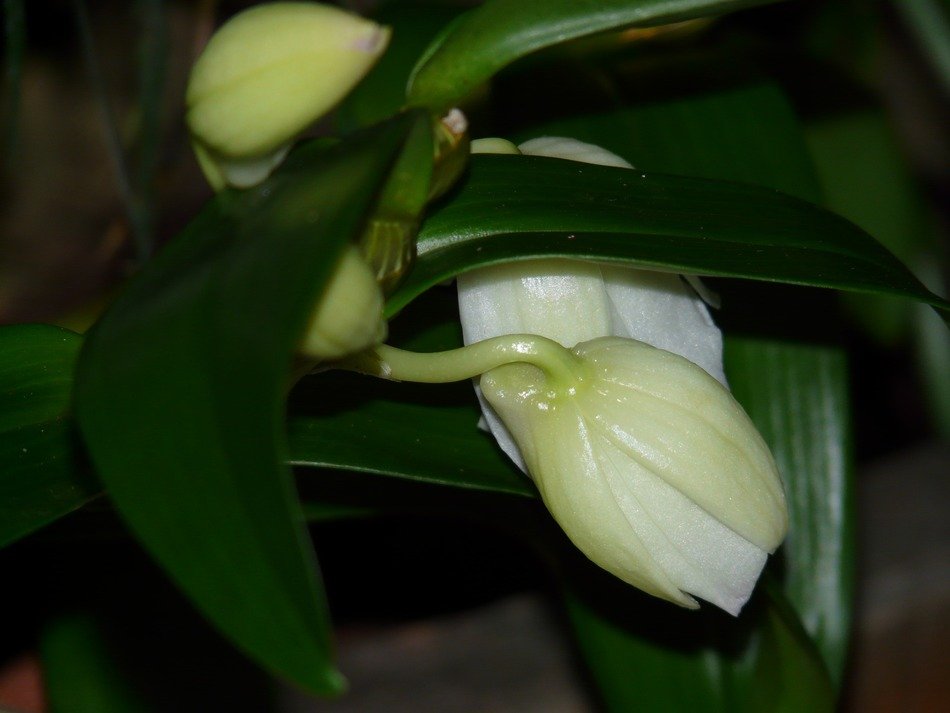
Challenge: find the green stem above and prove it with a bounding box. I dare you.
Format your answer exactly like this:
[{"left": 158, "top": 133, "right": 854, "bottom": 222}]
[
  {"left": 73, "top": 0, "right": 152, "bottom": 261},
  {"left": 343, "top": 334, "right": 580, "bottom": 385}
]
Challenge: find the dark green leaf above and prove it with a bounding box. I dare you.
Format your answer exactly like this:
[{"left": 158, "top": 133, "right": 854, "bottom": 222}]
[
  {"left": 288, "top": 375, "right": 531, "bottom": 497},
  {"left": 0, "top": 325, "right": 97, "bottom": 549},
  {"left": 337, "top": 2, "right": 464, "bottom": 132},
  {"left": 407, "top": 0, "right": 783, "bottom": 109},
  {"left": 562, "top": 569, "right": 834, "bottom": 712},
  {"left": 74, "top": 113, "right": 430, "bottom": 694},
  {"left": 43, "top": 613, "right": 152, "bottom": 713},
  {"left": 509, "top": 76, "right": 820, "bottom": 203},
  {"left": 0, "top": 291, "right": 526, "bottom": 549},
  {"left": 391, "top": 154, "right": 949, "bottom": 318},
  {"left": 805, "top": 110, "right": 932, "bottom": 343},
  {"left": 895, "top": 0, "right": 950, "bottom": 95},
  {"left": 288, "top": 287, "right": 531, "bottom": 496},
  {"left": 725, "top": 338, "right": 853, "bottom": 686},
  {"left": 914, "top": 263, "right": 950, "bottom": 437}
]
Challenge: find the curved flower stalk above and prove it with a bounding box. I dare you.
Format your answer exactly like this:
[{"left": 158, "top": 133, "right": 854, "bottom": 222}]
[{"left": 455, "top": 137, "right": 787, "bottom": 613}]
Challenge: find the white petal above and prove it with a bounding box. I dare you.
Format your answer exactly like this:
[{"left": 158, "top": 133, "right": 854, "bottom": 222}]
[
  {"left": 593, "top": 430, "right": 767, "bottom": 614},
  {"left": 518, "top": 136, "right": 634, "bottom": 169},
  {"left": 457, "top": 136, "right": 728, "bottom": 472},
  {"left": 457, "top": 259, "right": 613, "bottom": 347},
  {"left": 458, "top": 259, "right": 615, "bottom": 472},
  {"left": 600, "top": 267, "right": 726, "bottom": 385},
  {"left": 481, "top": 357, "right": 772, "bottom": 613},
  {"left": 457, "top": 261, "right": 727, "bottom": 472}
]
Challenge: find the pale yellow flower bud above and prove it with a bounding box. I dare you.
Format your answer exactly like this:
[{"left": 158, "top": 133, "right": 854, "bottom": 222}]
[
  {"left": 481, "top": 337, "right": 788, "bottom": 615},
  {"left": 186, "top": 2, "right": 390, "bottom": 188},
  {"left": 301, "top": 245, "right": 386, "bottom": 360},
  {"left": 456, "top": 133, "right": 788, "bottom": 612}
]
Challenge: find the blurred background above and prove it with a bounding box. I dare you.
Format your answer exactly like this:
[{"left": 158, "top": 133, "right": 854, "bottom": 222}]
[{"left": 1, "top": 1, "right": 947, "bottom": 711}]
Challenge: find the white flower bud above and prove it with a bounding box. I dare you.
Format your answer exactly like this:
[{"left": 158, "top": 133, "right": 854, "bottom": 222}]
[
  {"left": 187, "top": 2, "right": 390, "bottom": 188},
  {"left": 460, "top": 136, "right": 787, "bottom": 613},
  {"left": 481, "top": 337, "right": 787, "bottom": 614},
  {"left": 301, "top": 245, "right": 386, "bottom": 360}
]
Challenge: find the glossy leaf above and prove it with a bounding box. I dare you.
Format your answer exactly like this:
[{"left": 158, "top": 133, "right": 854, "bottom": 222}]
[
  {"left": 0, "top": 291, "right": 526, "bottom": 551},
  {"left": 43, "top": 613, "right": 152, "bottom": 713},
  {"left": 507, "top": 76, "right": 820, "bottom": 202},
  {"left": 288, "top": 375, "right": 530, "bottom": 497},
  {"left": 74, "top": 113, "right": 430, "bottom": 694},
  {"left": 390, "top": 154, "right": 950, "bottom": 318},
  {"left": 895, "top": 0, "right": 950, "bottom": 95},
  {"left": 725, "top": 338, "right": 853, "bottom": 686},
  {"left": 0, "top": 324, "right": 97, "bottom": 548},
  {"left": 563, "top": 576, "right": 834, "bottom": 712},
  {"left": 288, "top": 291, "right": 531, "bottom": 497},
  {"left": 805, "top": 110, "right": 931, "bottom": 343},
  {"left": 337, "top": 2, "right": 464, "bottom": 132},
  {"left": 407, "top": 0, "right": 782, "bottom": 109}
]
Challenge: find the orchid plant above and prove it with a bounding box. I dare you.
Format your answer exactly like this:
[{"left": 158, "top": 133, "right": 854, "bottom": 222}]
[{"left": 1, "top": 0, "right": 947, "bottom": 710}]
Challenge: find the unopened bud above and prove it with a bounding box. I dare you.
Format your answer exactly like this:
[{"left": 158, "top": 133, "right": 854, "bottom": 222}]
[
  {"left": 301, "top": 245, "right": 386, "bottom": 360},
  {"left": 481, "top": 336, "right": 787, "bottom": 615},
  {"left": 187, "top": 2, "right": 390, "bottom": 188}
]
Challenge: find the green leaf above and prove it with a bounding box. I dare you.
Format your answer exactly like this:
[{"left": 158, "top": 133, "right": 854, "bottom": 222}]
[
  {"left": 562, "top": 570, "right": 834, "bottom": 712},
  {"left": 895, "top": 0, "right": 950, "bottom": 95},
  {"left": 392, "top": 154, "right": 949, "bottom": 318},
  {"left": 914, "top": 262, "right": 950, "bottom": 437},
  {"left": 74, "top": 113, "right": 430, "bottom": 694},
  {"left": 725, "top": 338, "right": 853, "bottom": 687},
  {"left": 0, "top": 290, "right": 525, "bottom": 549},
  {"left": 43, "top": 613, "right": 152, "bottom": 713},
  {"left": 337, "top": 2, "right": 464, "bottom": 132},
  {"left": 288, "top": 375, "right": 530, "bottom": 497},
  {"left": 288, "top": 287, "right": 530, "bottom": 496},
  {"left": 0, "top": 325, "right": 98, "bottom": 548},
  {"left": 805, "top": 110, "right": 932, "bottom": 343},
  {"left": 407, "top": 0, "right": 783, "bottom": 109},
  {"left": 509, "top": 76, "right": 820, "bottom": 203}
]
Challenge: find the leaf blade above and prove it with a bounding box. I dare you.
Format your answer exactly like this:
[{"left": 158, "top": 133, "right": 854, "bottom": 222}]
[
  {"left": 407, "top": 0, "right": 783, "bottom": 109},
  {"left": 0, "top": 325, "right": 97, "bottom": 549},
  {"left": 725, "top": 338, "right": 854, "bottom": 685},
  {"left": 391, "top": 155, "right": 949, "bottom": 317},
  {"left": 74, "top": 115, "right": 427, "bottom": 693},
  {"left": 561, "top": 569, "right": 834, "bottom": 712}
]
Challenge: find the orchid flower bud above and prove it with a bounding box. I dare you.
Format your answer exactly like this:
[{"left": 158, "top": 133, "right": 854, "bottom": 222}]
[
  {"left": 187, "top": 2, "right": 390, "bottom": 189},
  {"left": 481, "top": 337, "right": 786, "bottom": 614},
  {"left": 462, "top": 136, "right": 726, "bottom": 470},
  {"left": 300, "top": 244, "right": 386, "bottom": 360},
  {"left": 459, "top": 136, "right": 788, "bottom": 613}
]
